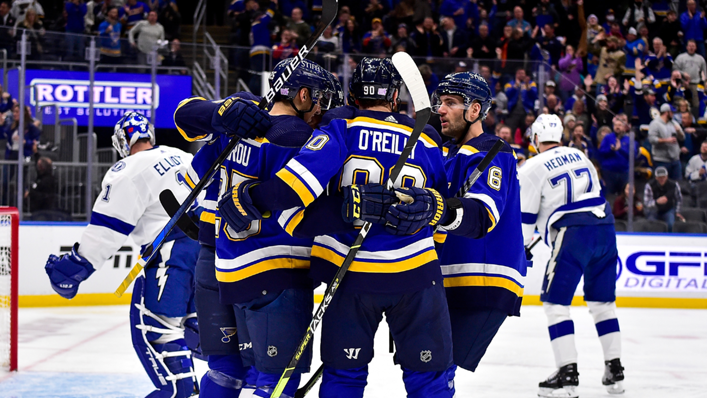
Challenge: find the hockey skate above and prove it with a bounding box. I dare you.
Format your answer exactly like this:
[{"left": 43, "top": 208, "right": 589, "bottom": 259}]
[
  {"left": 602, "top": 358, "right": 625, "bottom": 394},
  {"left": 538, "top": 363, "right": 579, "bottom": 398}
]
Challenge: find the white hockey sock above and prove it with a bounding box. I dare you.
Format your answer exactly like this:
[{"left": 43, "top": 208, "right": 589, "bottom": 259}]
[
  {"left": 543, "top": 303, "right": 578, "bottom": 368},
  {"left": 587, "top": 301, "right": 622, "bottom": 361}
]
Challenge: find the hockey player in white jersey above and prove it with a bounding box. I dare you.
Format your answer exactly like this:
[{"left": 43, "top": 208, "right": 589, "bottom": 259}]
[
  {"left": 519, "top": 114, "right": 625, "bottom": 398},
  {"left": 44, "top": 112, "right": 202, "bottom": 398}
]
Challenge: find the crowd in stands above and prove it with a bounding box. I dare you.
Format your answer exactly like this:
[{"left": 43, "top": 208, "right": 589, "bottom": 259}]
[
  {"left": 223, "top": 0, "right": 707, "bottom": 232},
  {"left": 0, "top": 0, "right": 185, "bottom": 70}
]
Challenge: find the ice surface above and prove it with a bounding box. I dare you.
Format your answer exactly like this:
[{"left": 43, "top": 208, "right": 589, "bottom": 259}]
[{"left": 1, "top": 305, "right": 705, "bottom": 397}]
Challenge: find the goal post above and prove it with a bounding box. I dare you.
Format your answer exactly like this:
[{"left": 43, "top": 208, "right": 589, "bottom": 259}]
[{"left": 0, "top": 207, "right": 18, "bottom": 372}]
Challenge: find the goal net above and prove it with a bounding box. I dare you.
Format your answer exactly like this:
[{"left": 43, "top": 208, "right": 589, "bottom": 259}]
[{"left": 0, "top": 207, "right": 18, "bottom": 372}]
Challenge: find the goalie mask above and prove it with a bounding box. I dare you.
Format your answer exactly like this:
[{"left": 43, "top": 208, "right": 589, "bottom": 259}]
[
  {"left": 530, "top": 114, "right": 563, "bottom": 151},
  {"left": 112, "top": 112, "right": 155, "bottom": 158}
]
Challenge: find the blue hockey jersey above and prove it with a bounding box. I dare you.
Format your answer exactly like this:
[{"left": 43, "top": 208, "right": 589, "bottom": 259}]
[
  {"left": 439, "top": 134, "right": 527, "bottom": 316},
  {"left": 174, "top": 92, "right": 262, "bottom": 247},
  {"left": 214, "top": 115, "right": 315, "bottom": 304},
  {"left": 275, "top": 106, "right": 449, "bottom": 295}
]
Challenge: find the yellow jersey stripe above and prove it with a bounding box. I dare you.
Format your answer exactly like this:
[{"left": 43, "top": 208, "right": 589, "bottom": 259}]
[
  {"left": 443, "top": 275, "right": 524, "bottom": 296},
  {"left": 284, "top": 208, "right": 306, "bottom": 236},
  {"left": 433, "top": 231, "right": 447, "bottom": 244},
  {"left": 418, "top": 133, "right": 438, "bottom": 148},
  {"left": 184, "top": 173, "right": 197, "bottom": 189},
  {"left": 200, "top": 211, "right": 216, "bottom": 224},
  {"left": 174, "top": 97, "right": 208, "bottom": 142},
  {"left": 276, "top": 168, "right": 316, "bottom": 206},
  {"left": 347, "top": 116, "right": 414, "bottom": 132},
  {"left": 312, "top": 245, "right": 437, "bottom": 273},
  {"left": 486, "top": 208, "right": 497, "bottom": 232},
  {"left": 216, "top": 257, "right": 310, "bottom": 282}
]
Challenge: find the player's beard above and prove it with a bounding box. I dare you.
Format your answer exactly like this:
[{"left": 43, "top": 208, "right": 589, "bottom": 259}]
[{"left": 441, "top": 115, "right": 468, "bottom": 142}]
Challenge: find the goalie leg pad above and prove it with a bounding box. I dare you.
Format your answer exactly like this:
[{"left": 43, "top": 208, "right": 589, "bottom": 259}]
[
  {"left": 131, "top": 276, "right": 198, "bottom": 398},
  {"left": 199, "top": 354, "right": 247, "bottom": 397},
  {"left": 319, "top": 365, "right": 368, "bottom": 398},
  {"left": 402, "top": 367, "right": 454, "bottom": 398}
]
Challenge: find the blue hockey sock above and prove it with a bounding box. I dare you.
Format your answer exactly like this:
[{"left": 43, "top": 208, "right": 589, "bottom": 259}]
[
  {"left": 446, "top": 365, "right": 457, "bottom": 397},
  {"left": 252, "top": 371, "right": 301, "bottom": 398},
  {"left": 319, "top": 365, "right": 368, "bottom": 398},
  {"left": 200, "top": 355, "right": 248, "bottom": 398},
  {"left": 402, "top": 367, "right": 453, "bottom": 398}
]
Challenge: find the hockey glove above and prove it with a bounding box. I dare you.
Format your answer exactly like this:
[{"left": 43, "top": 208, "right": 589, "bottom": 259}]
[
  {"left": 341, "top": 183, "right": 399, "bottom": 224},
  {"left": 45, "top": 243, "right": 96, "bottom": 299},
  {"left": 384, "top": 187, "right": 448, "bottom": 236},
  {"left": 218, "top": 180, "right": 263, "bottom": 233},
  {"left": 212, "top": 97, "right": 271, "bottom": 139}
]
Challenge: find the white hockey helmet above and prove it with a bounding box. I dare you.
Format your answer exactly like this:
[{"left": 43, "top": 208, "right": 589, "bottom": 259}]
[{"left": 530, "top": 114, "right": 563, "bottom": 151}]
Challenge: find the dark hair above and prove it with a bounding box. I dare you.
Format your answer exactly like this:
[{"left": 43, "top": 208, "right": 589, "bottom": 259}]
[
  {"left": 356, "top": 98, "right": 391, "bottom": 109},
  {"left": 687, "top": 39, "right": 697, "bottom": 45}
]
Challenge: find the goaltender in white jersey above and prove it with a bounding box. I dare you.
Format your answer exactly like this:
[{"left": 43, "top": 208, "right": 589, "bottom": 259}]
[
  {"left": 519, "top": 114, "right": 624, "bottom": 398},
  {"left": 45, "top": 112, "right": 202, "bottom": 398}
]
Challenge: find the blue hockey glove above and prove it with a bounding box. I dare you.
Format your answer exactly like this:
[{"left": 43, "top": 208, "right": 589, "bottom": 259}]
[
  {"left": 218, "top": 180, "right": 262, "bottom": 233},
  {"left": 385, "top": 187, "right": 448, "bottom": 235},
  {"left": 212, "top": 97, "right": 271, "bottom": 139},
  {"left": 341, "top": 183, "right": 399, "bottom": 224},
  {"left": 44, "top": 243, "right": 95, "bottom": 299}
]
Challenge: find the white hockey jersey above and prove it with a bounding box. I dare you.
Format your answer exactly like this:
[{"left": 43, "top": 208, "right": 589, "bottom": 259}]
[
  {"left": 78, "top": 146, "right": 194, "bottom": 268},
  {"left": 518, "top": 146, "right": 611, "bottom": 247}
]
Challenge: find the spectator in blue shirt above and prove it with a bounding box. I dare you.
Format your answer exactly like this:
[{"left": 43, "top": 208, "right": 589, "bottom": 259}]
[
  {"left": 644, "top": 37, "right": 673, "bottom": 84},
  {"left": 98, "top": 7, "right": 121, "bottom": 64},
  {"left": 120, "top": 0, "right": 148, "bottom": 30},
  {"left": 439, "top": 0, "right": 468, "bottom": 32},
  {"left": 65, "top": 0, "right": 87, "bottom": 61},
  {"left": 598, "top": 117, "right": 637, "bottom": 194},
  {"left": 507, "top": 6, "right": 531, "bottom": 37},
  {"left": 680, "top": 0, "right": 707, "bottom": 56},
  {"left": 533, "top": 0, "right": 559, "bottom": 30},
  {"left": 623, "top": 27, "right": 646, "bottom": 78},
  {"left": 504, "top": 68, "right": 538, "bottom": 132}
]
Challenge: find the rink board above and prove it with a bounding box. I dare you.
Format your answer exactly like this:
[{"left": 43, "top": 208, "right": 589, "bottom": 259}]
[{"left": 15, "top": 223, "right": 707, "bottom": 309}]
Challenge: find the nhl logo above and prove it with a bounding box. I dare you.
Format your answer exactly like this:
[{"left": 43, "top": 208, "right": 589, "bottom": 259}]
[
  {"left": 420, "top": 350, "right": 432, "bottom": 363},
  {"left": 267, "top": 346, "right": 278, "bottom": 357}
]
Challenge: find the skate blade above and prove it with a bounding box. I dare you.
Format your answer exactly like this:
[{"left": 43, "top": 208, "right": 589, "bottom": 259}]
[
  {"left": 538, "top": 386, "right": 579, "bottom": 398},
  {"left": 605, "top": 381, "right": 625, "bottom": 394}
]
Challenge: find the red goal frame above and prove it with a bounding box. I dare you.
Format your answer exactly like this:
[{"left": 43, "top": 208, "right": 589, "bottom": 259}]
[{"left": 0, "top": 207, "right": 18, "bottom": 372}]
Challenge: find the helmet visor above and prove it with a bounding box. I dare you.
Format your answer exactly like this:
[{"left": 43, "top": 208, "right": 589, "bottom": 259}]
[{"left": 431, "top": 91, "right": 469, "bottom": 114}]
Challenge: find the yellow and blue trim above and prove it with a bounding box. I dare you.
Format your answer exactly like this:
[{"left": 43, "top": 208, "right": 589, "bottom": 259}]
[{"left": 174, "top": 96, "right": 208, "bottom": 142}]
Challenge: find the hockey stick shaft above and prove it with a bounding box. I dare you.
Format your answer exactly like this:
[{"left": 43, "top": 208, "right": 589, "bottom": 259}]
[
  {"left": 114, "top": 1, "right": 340, "bottom": 298},
  {"left": 272, "top": 52, "right": 430, "bottom": 398},
  {"left": 455, "top": 139, "right": 505, "bottom": 198},
  {"left": 294, "top": 364, "right": 323, "bottom": 398},
  {"left": 159, "top": 190, "right": 199, "bottom": 240}
]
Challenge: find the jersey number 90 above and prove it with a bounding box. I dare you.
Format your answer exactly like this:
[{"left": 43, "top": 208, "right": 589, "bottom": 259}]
[{"left": 339, "top": 155, "right": 427, "bottom": 189}]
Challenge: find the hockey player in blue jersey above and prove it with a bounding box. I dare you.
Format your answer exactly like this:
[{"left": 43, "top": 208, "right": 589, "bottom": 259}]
[
  {"left": 380, "top": 72, "right": 527, "bottom": 392},
  {"left": 174, "top": 90, "right": 270, "bottom": 397},
  {"left": 520, "top": 114, "right": 624, "bottom": 397},
  {"left": 180, "top": 58, "right": 338, "bottom": 398},
  {"left": 44, "top": 112, "right": 202, "bottom": 398},
  {"left": 219, "top": 57, "right": 454, "bottom": 398}
]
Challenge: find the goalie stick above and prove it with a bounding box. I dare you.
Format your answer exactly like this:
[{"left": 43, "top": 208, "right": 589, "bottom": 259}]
[
  {"left": 114, "top": 0, "right": 340, "bottom": 297},
  {"left": 159, "top": 190, "right": 199, "bottom": 240},
  {"left": 270, "top": 52, "right": 431, "bottom": 398},
  {"left": 295, "top": 140, "right": 508, "bottom": 398}
]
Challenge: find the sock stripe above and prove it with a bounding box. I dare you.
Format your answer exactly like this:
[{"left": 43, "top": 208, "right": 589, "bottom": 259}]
[
  {"left": 548, "top": 320, "right": 575, "bottom": 340},
  {"left": 595, "top": 318, "right": 620, "bottom": 336}
]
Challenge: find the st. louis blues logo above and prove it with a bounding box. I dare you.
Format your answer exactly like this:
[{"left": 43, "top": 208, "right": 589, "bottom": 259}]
[{"left": 220, "top": 327, "right": 237, "bottom": 344}]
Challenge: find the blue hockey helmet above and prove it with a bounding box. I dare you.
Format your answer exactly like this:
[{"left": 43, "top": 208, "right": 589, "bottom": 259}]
[
  {"left": 112, "top": 111, "right": 155, "bottom": 158},
  {"left": 432, "top": 72, "right": 492, "bottom": 123},
  {"left": 349, "top": 57, "right": 402, "bottom": 105},
  {"left": 320, "top": 70, "right": 345, "bottom": 111},
  {"left": 268, "top": 58, "right": 331, "bottom": 113}
]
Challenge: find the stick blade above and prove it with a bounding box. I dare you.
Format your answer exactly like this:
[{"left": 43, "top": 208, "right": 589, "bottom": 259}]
[
  {"left": 320, "top": 0, "right": 339, "bottom": 28},
  {"left": 392, "top": 52, "right": 431, "bottom": 112},
  {"left": 159, "top": 190, "right": 200, "bottom": 241}
]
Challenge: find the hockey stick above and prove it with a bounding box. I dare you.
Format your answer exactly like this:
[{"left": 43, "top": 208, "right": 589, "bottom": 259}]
[
  {"left": 294, "top": 364, "right": 323, "bottom": 398},
  {"left": 159, "top": 191, "right": 199, "bottom": 240},
  {"left": 455, "top": 139, "right": 505, "bottom": 198},
  {"left": 114, "top": 0, "right": 340, "bottom": 297},
  {"left": 271, "top": 52, "right": 431, "bottom": 398}
]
